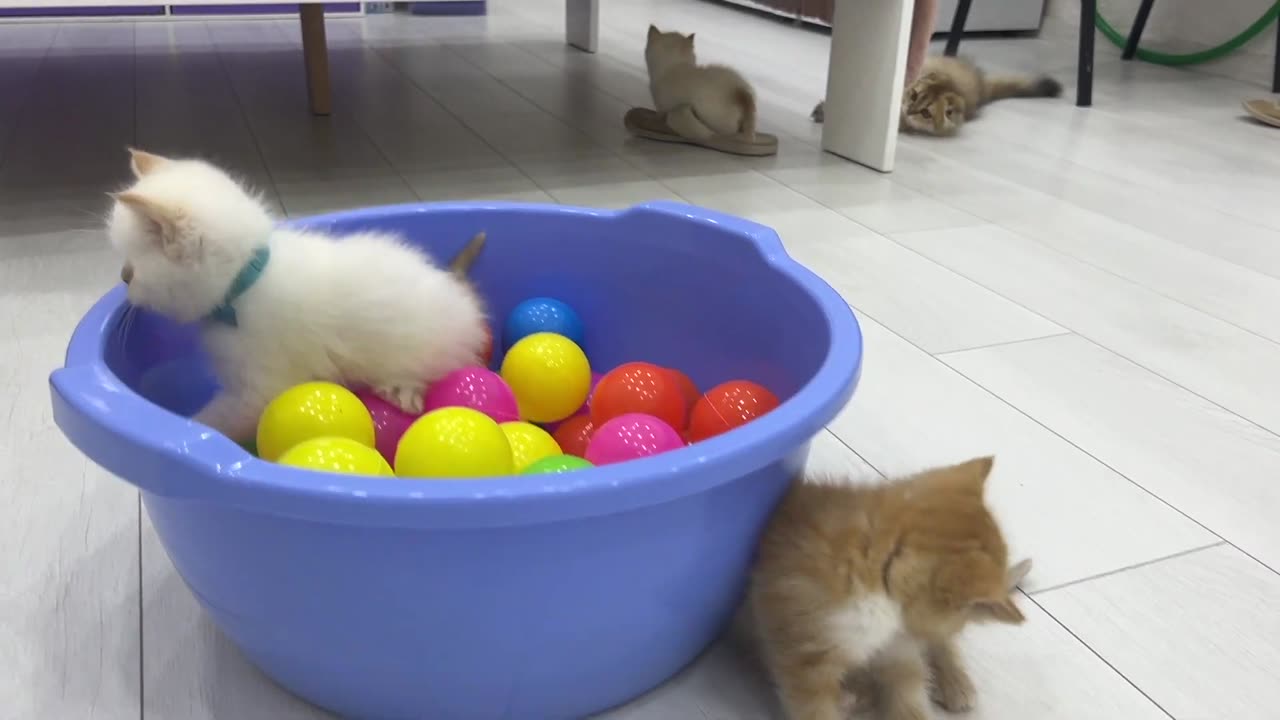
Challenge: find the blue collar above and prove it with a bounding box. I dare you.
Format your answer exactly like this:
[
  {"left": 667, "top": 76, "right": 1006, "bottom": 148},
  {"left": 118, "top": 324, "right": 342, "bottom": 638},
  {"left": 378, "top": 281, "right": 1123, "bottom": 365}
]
[{"left": 205, "top": 246, "right": 270, "bottom": 328}]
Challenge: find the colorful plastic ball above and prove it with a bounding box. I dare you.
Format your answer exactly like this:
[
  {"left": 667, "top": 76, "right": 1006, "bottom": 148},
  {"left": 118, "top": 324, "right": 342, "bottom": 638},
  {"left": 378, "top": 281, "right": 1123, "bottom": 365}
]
[
  {"left": 663, "top": 368, "right": 700, "bottom": 425},
  {"left": 278, "top": 436, "right": 394, "bottom": 477},
  {"left": 521, "top": 454, "right": 594, "bottom": 475},
  {"left": 688, "top": 380, "right": 782, "bottom": 443},
  {"left": 500, "top": 421, "right": 563, "bottom": 472},
  {"left": 354, "top": 389, "right": 419, "bottom": 464},
  {"left": 500, "top": 333, "right": 592, "bottom": 423},
  {"left": 422, "top": 366, "right": 519, "bottom": 423},
  {"left": 394, "top": 407, "right": 513, "bottom": 478},
  {"left": 590, "top": 362, "right": 687, "bottom": 431},
  {"left": 552, "top": 414, "right": 595, "bottom": 458},
  {"left": 480, "top": 325, "right": 495, "bottom": 367},
  {"left": 585, "top": 413, "right": 684, "bottom": 466},
  {"left": 257, "top": 382, "right": 376, "bottom": 462},
  {"left": 503, "top": 297, "right": 585, "bottom": 348}
]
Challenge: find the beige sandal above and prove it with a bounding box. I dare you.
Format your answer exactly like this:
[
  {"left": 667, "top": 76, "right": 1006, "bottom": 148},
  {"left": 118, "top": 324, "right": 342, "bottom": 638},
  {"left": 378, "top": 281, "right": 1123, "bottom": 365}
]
[
  {"left": 1243, "top": 98, "right": 1280, "bottom": 128},
  {"left": 623, "top": 107, "right": 778, "bottom": 157}
]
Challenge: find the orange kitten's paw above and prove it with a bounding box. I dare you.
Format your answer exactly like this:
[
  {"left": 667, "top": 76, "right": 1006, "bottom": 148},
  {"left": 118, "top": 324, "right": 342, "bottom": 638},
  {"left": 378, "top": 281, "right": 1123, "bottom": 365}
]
[
  {"left": 883, "top": 701, "right": 932, "bottom": 720},
  {"left": 376, "top": 385, "right": 425, "bottom": 415},
  {"left": 930, "top": 669, "right": 976, "bottom": 713},
  {"left": 844, "top": 672, "right": 876, "bottom": 714}
]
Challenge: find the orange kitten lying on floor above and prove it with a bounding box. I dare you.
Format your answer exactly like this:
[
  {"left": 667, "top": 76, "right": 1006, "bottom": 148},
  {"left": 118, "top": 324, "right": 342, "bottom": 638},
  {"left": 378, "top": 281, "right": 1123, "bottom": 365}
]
[{"left": 751, "top": 457, "right": 1030, "bottom": 720}]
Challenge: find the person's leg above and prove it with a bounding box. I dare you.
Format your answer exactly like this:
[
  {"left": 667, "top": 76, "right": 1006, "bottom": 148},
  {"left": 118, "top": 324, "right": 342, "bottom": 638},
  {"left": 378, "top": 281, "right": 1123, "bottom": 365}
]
[{"left": 906, "top": 0, "right": 939, "bottom": 84}]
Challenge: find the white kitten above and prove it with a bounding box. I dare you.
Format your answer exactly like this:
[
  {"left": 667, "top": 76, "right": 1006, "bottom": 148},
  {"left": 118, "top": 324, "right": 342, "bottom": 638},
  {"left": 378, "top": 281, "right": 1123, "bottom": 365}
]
[
  {"left": 644, "top": 25, "right": 757, "bottom": 140},
  {"left": 108, "top": 149, "right": 488, "bottom": 443}
]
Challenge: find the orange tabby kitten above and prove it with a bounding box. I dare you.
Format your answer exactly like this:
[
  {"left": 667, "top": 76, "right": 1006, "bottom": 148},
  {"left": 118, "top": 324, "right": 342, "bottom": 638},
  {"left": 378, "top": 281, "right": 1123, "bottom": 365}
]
[
  {"left": 901, "top": 56, "right": 1061, "bottom": 136},
  {"left": 750, "top": 457, "right": 1030, "bottom": 720}
]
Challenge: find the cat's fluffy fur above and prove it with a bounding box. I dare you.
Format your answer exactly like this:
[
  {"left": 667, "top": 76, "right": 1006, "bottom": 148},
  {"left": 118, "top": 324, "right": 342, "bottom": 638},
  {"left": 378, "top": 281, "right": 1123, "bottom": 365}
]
[
  {"left": 810, "top": 56, "right": 1060, "bottom": 135},
  {"left": 645, "top": 25, "right": 757, "bottom": 140},
  {"left": 902, "top": 56, "right": 1061, "bottom": 136},
  {"left": 108, "top": 149, "right": 488, "bottom": 442},
  {"left": 750, "top": 457, "right": 1030, "bottom": 720}
]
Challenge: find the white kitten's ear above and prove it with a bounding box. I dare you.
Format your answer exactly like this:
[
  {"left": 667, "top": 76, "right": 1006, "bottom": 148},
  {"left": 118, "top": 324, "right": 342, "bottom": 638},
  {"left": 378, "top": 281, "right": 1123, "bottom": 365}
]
[
  {"left": 113, "top": 191, "right": 188, "bottom": 261},
  {"left": 127, "top": 147, "right": 169, "bottom": 178},
  {"left": 1006, "top": 558, "right": 1032, "bottom": 590}
]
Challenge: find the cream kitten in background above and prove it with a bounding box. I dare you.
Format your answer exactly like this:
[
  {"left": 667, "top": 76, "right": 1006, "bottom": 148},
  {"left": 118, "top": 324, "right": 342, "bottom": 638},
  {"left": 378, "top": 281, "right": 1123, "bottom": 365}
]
[
  {"left": 644, "top": 25, "right": 757, "bottom": 140},
  {"left": 108, "top": 149, "right": 488, "bottom": 443},
  {"left": 751, "top": 457, "right": 1030, "bottom": 720}
]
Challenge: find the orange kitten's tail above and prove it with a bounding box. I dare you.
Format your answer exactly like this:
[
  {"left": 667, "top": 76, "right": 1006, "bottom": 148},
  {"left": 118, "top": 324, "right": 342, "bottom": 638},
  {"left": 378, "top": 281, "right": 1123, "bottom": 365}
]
[
  {"left": 449, "top": 232, "right": 486, "bottom": 276},
  {"left": 984, "top": 74, "right": 1063, "bottom": 103},
  {"left": 734, "top": 86, "right": 757, "bottom": 140}
]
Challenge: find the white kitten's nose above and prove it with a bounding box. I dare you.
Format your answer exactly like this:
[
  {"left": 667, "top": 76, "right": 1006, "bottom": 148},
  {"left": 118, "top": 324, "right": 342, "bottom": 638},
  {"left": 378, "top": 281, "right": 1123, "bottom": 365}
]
[{"left": 121, "top": 263, "right": 133, "bottom": 284}]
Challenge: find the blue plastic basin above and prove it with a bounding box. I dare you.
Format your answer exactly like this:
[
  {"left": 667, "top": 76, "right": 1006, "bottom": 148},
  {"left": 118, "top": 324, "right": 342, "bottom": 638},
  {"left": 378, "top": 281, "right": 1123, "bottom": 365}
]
[{"left": 50, "top": 201, "right": 862, "bottom": 720}]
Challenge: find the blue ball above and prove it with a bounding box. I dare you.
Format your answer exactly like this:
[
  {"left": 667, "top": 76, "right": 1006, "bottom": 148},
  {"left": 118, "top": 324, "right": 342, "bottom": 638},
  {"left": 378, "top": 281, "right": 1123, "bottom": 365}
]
[{"left": 504, "top": 297, "right": 585, "bottom": 349}]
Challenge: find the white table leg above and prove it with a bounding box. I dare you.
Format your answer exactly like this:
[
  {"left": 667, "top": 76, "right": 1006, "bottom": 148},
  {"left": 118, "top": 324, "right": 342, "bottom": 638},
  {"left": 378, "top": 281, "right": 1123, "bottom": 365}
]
[
  {"left": 821, "top": 0, "right": 913, "bottom": 172},
  {"left": 565, "top": 0, "right": 599, "bottom": 53}
]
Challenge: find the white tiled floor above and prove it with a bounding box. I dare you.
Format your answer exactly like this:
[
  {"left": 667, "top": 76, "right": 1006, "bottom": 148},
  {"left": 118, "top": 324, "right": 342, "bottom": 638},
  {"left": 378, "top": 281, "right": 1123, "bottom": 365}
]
[{"left": 3, "top": 1, "right": 1279, "bottom": 718}]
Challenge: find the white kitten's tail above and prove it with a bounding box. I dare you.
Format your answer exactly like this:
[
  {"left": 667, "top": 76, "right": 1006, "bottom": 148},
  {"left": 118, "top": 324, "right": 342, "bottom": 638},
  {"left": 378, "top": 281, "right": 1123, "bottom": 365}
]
[
  {"left": 449, "top": 232, "right": 486, "bottom": 276},
  {"left": 734, "top": 86, "right": 757, "bottom": 140}
]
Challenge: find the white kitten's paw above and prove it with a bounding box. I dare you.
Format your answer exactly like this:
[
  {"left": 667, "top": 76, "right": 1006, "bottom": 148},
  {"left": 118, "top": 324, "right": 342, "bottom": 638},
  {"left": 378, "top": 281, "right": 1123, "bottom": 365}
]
[
  {"left": 811, "top": 100, "right": 825, "bottom": 123},
  {"left": 930, "top": 669, "right": 976, "bottom": 713},
  {"left": 376, "top": 385, "right": 425, "bottom": 415}
]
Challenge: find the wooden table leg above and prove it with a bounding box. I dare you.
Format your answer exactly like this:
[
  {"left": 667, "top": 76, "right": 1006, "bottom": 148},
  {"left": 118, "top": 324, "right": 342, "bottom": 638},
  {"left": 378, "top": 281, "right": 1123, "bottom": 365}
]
[
  {"left": 821, "top": 0, "right": 913, "bottom": 172},
  {"left": 300, "top": 4, "right": 332, "bottom": 116},
  {"left": 565, "top": 0, "right": 599, "bottom": 53}
]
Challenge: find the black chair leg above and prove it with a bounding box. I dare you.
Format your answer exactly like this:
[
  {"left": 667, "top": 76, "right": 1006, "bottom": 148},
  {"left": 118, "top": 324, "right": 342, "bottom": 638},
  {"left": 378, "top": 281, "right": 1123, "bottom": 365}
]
[
  {"left": 1122, "top": 0, "right": 1156, "bottom": 60},
  {"left": 1078, "top": 0, "right": 1096, "bottom": 107},
  {"left": 1273, "top": 15, "right": 1280, "bottom": 93},
  {"left": 944, "top": 0, "right": 972, "bottom": 57}
]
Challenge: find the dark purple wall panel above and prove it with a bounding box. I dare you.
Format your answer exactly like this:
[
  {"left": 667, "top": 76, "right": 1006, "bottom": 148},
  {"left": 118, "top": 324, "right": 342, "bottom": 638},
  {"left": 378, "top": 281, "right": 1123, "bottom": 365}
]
[
  {"left": 0, "top": 6, "right": 165, "bottom": 16},
  {"left": 171, "top": 3, "right": 359, "bottom": 14}
]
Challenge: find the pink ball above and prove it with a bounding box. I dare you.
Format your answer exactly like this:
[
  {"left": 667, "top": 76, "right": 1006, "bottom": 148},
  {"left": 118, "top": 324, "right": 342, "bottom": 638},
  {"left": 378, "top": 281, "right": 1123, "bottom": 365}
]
[
  {"left": 422, "top": 366, "right": 519, "bottom": 423},
  {"left": 354, "top": 389, "right": 419, "bottom": 463},
  {"left": 585, "top": 412, "right": 684, "bottom": 466}
]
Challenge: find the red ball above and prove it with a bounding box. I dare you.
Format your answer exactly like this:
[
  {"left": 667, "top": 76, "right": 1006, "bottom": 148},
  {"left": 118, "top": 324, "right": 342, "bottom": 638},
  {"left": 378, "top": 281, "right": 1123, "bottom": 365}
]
[
  {"left": 553, "top": 414, "right": 595, "bottom": 458},
  {"left": 480, "top": 325, "right": 494, "bottom": 367},
  {"left": 687, "top": 380, "right": 781, "bottom": 443},
  {"left": 663, "top": 368, "right": 700, "bottom": 428},
  {"left": 590, "top": 362, "right": 688, "bottom": 430}
]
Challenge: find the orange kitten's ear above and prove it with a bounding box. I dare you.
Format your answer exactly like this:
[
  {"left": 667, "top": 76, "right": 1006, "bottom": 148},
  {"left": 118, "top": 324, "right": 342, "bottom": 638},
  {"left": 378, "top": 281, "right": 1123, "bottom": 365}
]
[
  {"left": 127, "top": 148, "right": 170, "bottom": 178},
  {"left": 686, "top": 32, "right": 696, "bottom": 45},
  {"left": 1006, "top": 558, "right": 1032, "bottom": 590},
  {"left": 112, "top": 191, "right": 186, "bottom": 260},
  {"left": 648, "top": 24, "right": 659, "bottom": 39},
  {"left": 949, "top": 456, "right": 994, "bottom": 494},
  {"left": 973, "top": 595, "right": 1026, "bottom": 624}
]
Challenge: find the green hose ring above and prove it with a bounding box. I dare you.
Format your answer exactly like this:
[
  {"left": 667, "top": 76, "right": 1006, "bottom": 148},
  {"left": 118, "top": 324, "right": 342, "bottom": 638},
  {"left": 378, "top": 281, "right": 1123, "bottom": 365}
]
[{"left": 1096, "top": 2, "right": 1280, "bottom": 66}]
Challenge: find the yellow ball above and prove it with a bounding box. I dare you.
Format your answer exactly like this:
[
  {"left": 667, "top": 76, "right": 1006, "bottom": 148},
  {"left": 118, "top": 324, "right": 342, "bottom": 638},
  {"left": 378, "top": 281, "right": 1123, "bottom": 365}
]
[
  {"left": 257, "top": 382, "right": 375, "bottom": 462},
  {"left": 278, "top": 437, "right": 394, "bottom": 477},
  {"left": 500, "top": 332, "right": 591, "bottom": 423},
  {"left": 500, "top": 421, "right": 563, "bottom": 472},
  {"left": 394, "top": 407, "right": 514, "bottom": 478}
]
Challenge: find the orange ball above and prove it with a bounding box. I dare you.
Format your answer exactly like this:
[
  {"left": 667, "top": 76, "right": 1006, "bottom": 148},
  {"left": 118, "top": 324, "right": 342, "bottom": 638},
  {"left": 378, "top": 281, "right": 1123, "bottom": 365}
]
[
  {"left": 553, "top": 414, "right": 595, "bottom": 458},
  {"left": 590, "top": 362, "right": 688, "bottom": 431},
  {"left": 663, "top": 368, "right": 700, "bottom": 427},
  {"left": 687, "top": 380, "right": 781, "bottom": 443}
]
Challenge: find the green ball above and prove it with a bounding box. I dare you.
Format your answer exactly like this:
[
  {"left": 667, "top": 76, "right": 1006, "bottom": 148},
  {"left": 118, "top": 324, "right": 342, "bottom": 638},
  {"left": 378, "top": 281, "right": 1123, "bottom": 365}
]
[
  {"left": 521, "top": 454, "right": 594, "bottom": 475},
  {"left": 239, "top": 437, "right": 258, "bottom": 457}
]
